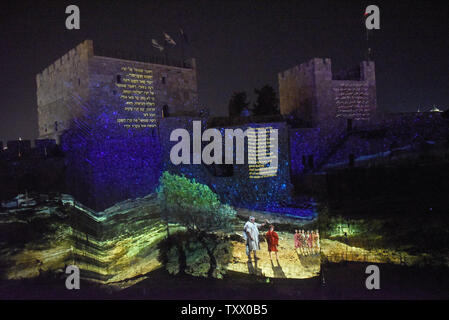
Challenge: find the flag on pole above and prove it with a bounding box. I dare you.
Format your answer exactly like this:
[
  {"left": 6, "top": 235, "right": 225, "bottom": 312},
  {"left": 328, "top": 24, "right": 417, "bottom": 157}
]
[
  {"left": 152, "top": 39, "right": 164, "bottom": 51},
  {"left": 180, "top": 28, "right": 189, "bottom": 44},
  {"left": 163, "top": 32, "right": 176, "bottom": 46}
]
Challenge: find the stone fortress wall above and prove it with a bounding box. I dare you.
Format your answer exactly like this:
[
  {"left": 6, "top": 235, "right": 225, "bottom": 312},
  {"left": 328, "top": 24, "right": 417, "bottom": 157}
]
[
  {"left": 88, "top": 54, "right": 199, "bottom": 129},
  {"left": 158, "top": 117, "right": 293, "bottom": 209},
  {"left": 31, "top": 42, "right": 448, "bottom": 212},
  {"left": 36, "top": 40, "right": 199, "bottom": 142},
  {"left": 36, "top": 40, "right": 93, "bottom": 142},
  {"left": 279, "top": 58, "right": 449, "bottom": 180},
  {"left": 278, "top": 58, "right": 377, "bottom": 125}
]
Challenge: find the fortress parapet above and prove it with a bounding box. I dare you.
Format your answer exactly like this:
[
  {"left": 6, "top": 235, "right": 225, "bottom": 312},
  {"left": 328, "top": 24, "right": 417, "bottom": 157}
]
[{"left": 278, "top": 58, "right": 377, "bottom": 126}]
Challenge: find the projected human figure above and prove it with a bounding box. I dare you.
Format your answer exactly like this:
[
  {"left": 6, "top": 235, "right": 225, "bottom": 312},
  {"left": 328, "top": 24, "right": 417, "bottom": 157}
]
[
  {"left": 306, "top": 230, "right": 313, "bottom": 254},
  {"left": 294, "top": 230, "right": 301, "bottom": 251},
  {"left": 265, "top": 225, "right": 279, "bottom": 261},
  {"left": 243, "top": 216, "right": 268, "bottom": 262},
  {"left": 314, "top": 230, "right": 320, "bottom": 252},
  {"left": 300, "top": 230, "right": 307, "bottom": 255}
]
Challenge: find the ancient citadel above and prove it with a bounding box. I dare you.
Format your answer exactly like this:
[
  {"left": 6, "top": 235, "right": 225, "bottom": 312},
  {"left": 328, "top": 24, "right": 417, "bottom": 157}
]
[{"left": 1, "top": 40, "right": 447, "bottom": 212}]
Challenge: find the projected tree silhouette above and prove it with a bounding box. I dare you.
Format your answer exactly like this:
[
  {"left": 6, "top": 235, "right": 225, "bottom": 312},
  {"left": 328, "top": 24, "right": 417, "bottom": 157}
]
[{"left": 156, "top": 171, "right": 236, "bottom": 234}]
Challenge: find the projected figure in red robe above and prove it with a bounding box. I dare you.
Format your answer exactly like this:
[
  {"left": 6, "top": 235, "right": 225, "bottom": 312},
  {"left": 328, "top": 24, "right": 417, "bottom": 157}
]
[
  {"left": 294, "top": 230, "right": 301, "bottom": 250},
  {"left": 266, "top": 225, "right": 279, "bottom": 261}
]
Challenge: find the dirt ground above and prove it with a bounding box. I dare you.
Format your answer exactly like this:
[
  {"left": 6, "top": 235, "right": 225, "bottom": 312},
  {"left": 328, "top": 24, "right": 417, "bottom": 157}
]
[{"left": 227, "top": 231, "right": 321, "bottom": 279}]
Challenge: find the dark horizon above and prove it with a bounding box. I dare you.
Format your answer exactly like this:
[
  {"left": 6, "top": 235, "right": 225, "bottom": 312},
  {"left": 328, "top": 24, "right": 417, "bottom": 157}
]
[{"left": 1, "top": 0, "right": 448, "bottom": 142}]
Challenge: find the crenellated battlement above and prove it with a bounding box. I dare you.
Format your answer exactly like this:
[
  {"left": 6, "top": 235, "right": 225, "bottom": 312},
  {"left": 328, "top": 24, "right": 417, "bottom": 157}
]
[
  {"left": 36, "top": 39, "right": 199, "bottom": 141},
  {"left": 278, "top": 57, "right": 377, "bottom": 123},
  {"left": 36, "top": 40, "right": 93, "bottom": 84},
  {"left": 278, "top": 57, "right": 332, "bottom": 80}
]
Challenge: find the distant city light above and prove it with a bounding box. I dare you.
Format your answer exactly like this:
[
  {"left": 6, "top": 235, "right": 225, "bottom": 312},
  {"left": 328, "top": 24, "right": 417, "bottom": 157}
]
[{"left": 419, "top": 105, "right": 444, "bottom": 113}]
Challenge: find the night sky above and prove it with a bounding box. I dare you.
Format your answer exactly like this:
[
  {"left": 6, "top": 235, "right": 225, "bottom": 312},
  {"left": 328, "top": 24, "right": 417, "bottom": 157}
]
[{"left": 0, "top": 0, "right": 448, "bottom": 142}]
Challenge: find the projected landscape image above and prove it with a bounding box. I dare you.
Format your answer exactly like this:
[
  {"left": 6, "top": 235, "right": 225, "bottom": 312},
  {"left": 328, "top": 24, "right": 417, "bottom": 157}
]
[{"left": 1, "top": 0, "right": 449, "bottom": 301}]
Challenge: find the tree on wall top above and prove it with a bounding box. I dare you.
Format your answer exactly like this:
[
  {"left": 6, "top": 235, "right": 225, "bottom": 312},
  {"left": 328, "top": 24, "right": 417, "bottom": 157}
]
[
  {"left": 156, "top": 171, "right": 236, "bottom": 234},
  {"left": 228, "top": 91, "right": 250, "bottom": 117},
  {"left": 252, "top": 85, "right": 279, "bottom": 116}
]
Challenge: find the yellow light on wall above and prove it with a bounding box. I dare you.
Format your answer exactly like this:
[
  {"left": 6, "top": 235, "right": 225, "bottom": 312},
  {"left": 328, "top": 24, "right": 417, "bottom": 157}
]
[
  {"left": 248, "top": 127, "right": 278, "bottom": 179},
  {"left": 116, "top": 66, "right": 157, "bottom": 129}
]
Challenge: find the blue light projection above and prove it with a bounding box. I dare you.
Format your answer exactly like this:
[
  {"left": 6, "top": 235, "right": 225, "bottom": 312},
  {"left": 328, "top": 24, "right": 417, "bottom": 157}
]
[
  {"left": 61, "top": 88, "right": 319, "bottom": 218},
  {"left": 159, "top": 121, "right": 313, "bottom": 218},
  {"left": 62, "top": 104, "right": 162, "bottom": 211}
]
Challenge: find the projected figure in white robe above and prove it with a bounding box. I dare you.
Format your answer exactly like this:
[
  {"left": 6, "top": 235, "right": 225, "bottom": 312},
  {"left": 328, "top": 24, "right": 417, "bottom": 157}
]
[{"left": 243, "top": 216, "right": 269, "bottom": 261}]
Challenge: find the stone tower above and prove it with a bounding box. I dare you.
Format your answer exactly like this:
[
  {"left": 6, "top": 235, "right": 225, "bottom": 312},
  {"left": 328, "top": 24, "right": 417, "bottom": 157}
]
[
  {"left": 278, "top": 58, "right": 377, "bottom": 126},
  {"left": 36, "top": 40, "right": 199, "bottom": 142}
]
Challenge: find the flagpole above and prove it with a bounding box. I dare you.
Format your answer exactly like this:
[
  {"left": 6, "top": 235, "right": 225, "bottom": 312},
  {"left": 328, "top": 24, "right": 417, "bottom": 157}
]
[
  {"left": 180, "top": 30, "right": 185, "bottom": 67},
  {"left": 181, "top": 39, "right": 185, "bottom": 67},
  {"left": 364, "top": 12, "right": 372, "bottom": 62},
  {"left": 366, "top": 28, "right": 371, "bottom": 61},
  {"left": 162, "top": 35, "right": 168, "bottom": 65}
]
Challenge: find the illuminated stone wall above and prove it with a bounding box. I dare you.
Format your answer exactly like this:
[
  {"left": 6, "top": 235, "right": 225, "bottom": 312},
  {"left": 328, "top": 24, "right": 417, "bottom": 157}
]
[
  {"left": 333, "top": 82, "right": 370, "bottom": 120},
  {"left": 278, "top": 58, "right": 377, "bottom": 126},
  {"left": 36, "top": 40, "right": 93, "bottom": 142},
  {"left": 116, "top": 66, "right": 157, "bottom": 129},
  {"left": 62, "top": 130, "right": 162, "bottom": 211},
  {"left": 247, "top": 127, "right": 279, "bottom": 179},
  {"left": 289, "top": 120, "right": 347, "bottom": 177},
  {"left": 88, "top": 55, "right": 199, "bottom": 128},
  {"left": 37, "top": 40, "right": 199, "bottom": 142},
  {"left": 289, "top": 112, "right": 449, "bottom": 176},
  {"left": 278, "top": 59, "right": 317, "bottom": 122},
  {"left": 159, "top": 119, "right": 293, "bottom": 209},
  {"left": 326, "top": 112, "right": 449, "bottom": 167}
]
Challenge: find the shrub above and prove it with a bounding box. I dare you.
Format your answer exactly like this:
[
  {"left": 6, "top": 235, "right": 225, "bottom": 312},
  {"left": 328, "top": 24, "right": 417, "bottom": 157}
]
[{"left": 157, "top": 171, "right": 236, "bottom": 233}]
